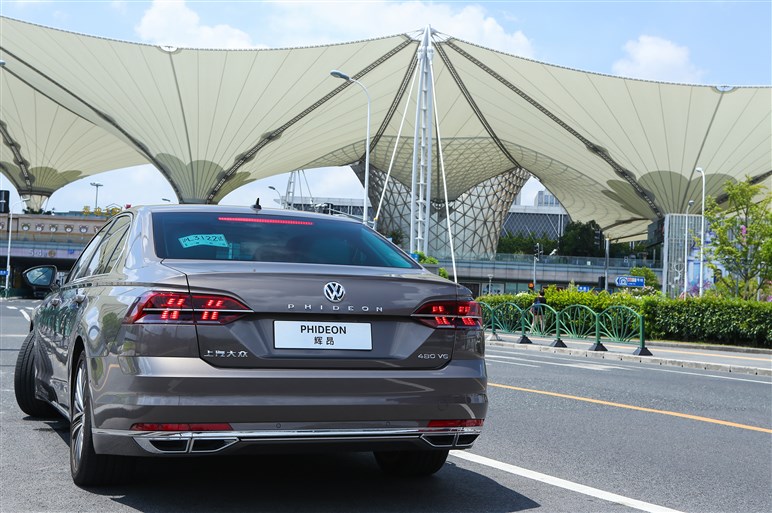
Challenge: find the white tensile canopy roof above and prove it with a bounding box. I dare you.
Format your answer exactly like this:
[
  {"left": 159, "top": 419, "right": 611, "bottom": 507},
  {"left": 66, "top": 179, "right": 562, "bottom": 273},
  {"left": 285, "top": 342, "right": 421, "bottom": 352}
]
[{"left": 1, "top": 17, "right": 769, "bottom": 240}]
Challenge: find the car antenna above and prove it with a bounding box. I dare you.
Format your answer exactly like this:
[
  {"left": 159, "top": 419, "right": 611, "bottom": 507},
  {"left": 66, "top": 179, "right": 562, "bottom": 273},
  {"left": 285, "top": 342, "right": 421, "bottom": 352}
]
[{"left": 252, "top": 197, "right": 262, "bottom": 210}]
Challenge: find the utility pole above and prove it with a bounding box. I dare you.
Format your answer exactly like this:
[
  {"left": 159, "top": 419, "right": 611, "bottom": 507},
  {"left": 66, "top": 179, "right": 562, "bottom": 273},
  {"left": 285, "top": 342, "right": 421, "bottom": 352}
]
[
  {"left": 604, "top": 237, "right": 610, "bottom": 292},
  {"left": 533, "top": 243, "right": 542, "bottom": 291}
]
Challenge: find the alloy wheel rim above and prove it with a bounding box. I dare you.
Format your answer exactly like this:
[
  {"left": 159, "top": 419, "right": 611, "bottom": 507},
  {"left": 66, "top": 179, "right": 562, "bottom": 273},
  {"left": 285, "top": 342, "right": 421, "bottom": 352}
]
[{"left": 71, "top": 359, "right": 86, "bottom": 471}]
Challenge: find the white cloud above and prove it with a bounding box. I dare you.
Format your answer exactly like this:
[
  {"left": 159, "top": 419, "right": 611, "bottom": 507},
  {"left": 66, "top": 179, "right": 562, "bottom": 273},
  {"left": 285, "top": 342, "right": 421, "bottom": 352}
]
[
  {"left": 111, "top": 1, "right": 128, "bottom": 16},
  {"left": 9, "top": 0, "right": 53, "bottom": 6},
  {"left": 612, "top": 35, "right": 704, "bottom": 83},
  {"left": 132, "top": 1, "right": 532, "bottom": 56},
  {"left": 135, "top": 0, "right": 254, "bottom": 49},
  {"left": 47, "top": 165, "right": 176, "bottom": 212},
  {"left": 260, "top": 1, "right": 533, "bottom": 57}
]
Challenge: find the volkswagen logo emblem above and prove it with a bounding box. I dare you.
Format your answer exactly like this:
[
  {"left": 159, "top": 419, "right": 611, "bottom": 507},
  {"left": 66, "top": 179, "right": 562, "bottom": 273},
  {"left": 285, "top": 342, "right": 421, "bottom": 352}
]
[{"left": 323, "top": 282, "right": 346, "bottom": 303}]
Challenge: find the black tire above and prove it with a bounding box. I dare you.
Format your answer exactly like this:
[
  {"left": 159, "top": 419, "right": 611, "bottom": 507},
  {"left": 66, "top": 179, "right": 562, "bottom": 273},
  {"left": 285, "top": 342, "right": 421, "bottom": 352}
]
[
  {"left": 374, "top": 449, "right": 449, "bottom": 477},
  {"left": 70, "top": 352, "right": 134, "bottom": 486},
  {"left": 14, "top": 332, "right": 57, "bottom": 418}
]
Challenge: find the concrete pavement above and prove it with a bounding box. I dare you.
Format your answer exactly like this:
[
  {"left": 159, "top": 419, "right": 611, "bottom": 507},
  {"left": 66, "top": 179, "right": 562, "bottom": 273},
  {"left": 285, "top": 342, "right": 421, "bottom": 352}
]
[{"left": 486, "top": 331, "right": 772, "bottom": 377}]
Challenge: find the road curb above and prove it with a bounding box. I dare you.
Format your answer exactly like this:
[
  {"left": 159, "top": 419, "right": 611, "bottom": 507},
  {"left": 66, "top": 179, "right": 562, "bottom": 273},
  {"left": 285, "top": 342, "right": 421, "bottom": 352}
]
[
  {"left": 643, "top": 340, "right": 771, "bottom": 355},
  {"left": 486, "top": 338, "right": 772, "bottom": 377}
]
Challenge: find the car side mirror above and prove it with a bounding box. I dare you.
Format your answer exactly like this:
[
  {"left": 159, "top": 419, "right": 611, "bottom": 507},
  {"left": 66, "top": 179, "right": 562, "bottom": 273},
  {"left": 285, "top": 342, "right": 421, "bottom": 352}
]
[{"left": 22, "top": 265, "right": 59, "bottom": 290}]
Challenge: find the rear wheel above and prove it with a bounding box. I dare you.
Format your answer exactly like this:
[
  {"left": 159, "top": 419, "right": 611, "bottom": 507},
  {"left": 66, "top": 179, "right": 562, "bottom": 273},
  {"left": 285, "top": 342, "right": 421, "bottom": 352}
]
[
  {"left": 14, "top": 332, "right": 57, "bottom": 418},
  {"left": 374, "top": 449, "right": 449, "bottom": 477},
  {"left": 70, "top": 352, "right": 133, "bottom": 486}
]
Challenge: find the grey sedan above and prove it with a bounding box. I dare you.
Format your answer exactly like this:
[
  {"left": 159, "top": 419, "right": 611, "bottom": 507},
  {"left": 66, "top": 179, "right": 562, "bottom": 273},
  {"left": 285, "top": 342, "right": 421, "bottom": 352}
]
[{"left": 14, "top": 204, "right": 487, "bottom": 486}]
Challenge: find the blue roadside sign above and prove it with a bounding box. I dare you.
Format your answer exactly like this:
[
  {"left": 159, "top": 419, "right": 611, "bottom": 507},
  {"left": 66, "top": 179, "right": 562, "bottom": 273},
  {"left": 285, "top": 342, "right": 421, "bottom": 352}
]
[
  {"left": 577, "top": 285, "right": 591, "bottom": 292},
  {"left": 615, "top": 275, "right": 645, "bottom": 287}
]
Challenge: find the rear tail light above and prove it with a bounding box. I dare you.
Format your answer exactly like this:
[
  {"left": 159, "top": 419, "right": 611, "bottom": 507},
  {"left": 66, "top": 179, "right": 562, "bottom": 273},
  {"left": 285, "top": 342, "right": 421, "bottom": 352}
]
[
  {"left": 412, "top": 300, "right": 482, "bottom": 329},
  {"left": 123, "top": 292, "right": 252, "bottom": 325}
]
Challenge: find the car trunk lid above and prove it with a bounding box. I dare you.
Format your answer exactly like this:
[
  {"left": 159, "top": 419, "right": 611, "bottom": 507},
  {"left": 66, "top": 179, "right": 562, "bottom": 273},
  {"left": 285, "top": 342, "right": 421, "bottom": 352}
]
[{"left": 162, "top": 260, "right": 476, "bottom": 370}]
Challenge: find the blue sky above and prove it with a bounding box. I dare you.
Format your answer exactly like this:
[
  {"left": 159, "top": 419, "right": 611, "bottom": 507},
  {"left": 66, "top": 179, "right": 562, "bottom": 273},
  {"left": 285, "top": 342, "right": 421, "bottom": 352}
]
[{"left": 1, "top": 0, "right": 770, "bottom": 212}]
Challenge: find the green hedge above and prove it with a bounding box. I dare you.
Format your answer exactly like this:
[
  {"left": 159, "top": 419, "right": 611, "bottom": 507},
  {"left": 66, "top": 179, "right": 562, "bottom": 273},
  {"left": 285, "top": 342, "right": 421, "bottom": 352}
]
[{"left": 477, "top": 288, "right": 772, "bottom": 348}]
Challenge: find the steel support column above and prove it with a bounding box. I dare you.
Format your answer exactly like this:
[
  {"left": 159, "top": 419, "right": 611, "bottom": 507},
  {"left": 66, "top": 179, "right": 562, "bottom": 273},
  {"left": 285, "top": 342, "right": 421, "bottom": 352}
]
[{"left": 409, "top": 26, "right": 434, "bottom": 255}]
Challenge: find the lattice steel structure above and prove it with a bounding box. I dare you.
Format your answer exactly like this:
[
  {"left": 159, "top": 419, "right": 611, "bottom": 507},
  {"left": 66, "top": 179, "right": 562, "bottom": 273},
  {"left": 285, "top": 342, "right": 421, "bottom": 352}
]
[{"left": 359, "top": 164, "right": 529, "bottom": 259}]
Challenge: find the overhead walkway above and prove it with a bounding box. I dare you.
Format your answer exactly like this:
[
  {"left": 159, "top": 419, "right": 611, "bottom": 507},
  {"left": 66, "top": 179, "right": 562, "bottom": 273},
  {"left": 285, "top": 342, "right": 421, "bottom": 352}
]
[{"left": 440, "top": 255, "right": 662, "bottom": 294}]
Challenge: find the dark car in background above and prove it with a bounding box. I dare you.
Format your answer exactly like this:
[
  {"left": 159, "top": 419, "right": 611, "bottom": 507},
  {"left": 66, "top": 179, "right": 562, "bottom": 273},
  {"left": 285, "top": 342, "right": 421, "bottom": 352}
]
[{"left": 14, "top": 204, "right": 487, "bottom": 486}]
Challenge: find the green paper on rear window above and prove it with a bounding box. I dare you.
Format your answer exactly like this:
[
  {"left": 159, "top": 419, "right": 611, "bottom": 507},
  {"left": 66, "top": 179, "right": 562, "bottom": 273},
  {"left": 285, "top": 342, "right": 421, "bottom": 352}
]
[{"left": 178, "top": 234, "right": 228, "bottom": 248}]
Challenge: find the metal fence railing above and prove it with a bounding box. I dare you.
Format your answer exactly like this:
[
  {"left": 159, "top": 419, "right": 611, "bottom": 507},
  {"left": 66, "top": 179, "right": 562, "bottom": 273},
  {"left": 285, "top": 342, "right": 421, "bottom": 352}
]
[{"left": 480, "top": 301, "right": 651, "bottom": 356}]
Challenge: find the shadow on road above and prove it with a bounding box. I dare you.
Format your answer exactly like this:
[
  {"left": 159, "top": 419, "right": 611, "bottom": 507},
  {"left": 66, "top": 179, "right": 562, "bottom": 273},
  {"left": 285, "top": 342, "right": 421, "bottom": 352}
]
[
  {"left": 16, "top": 415, "right": 539, "bottom": 513},
  {"left": 91, "top": 452, "right": 538, "bottom": 513}
]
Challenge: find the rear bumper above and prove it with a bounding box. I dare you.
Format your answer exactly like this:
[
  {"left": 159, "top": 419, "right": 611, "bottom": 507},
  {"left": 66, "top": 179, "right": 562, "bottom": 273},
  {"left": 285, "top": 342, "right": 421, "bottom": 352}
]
[
  {"left": 89, "top": 356, "right": 487, "bottom": 456},
  {"left": 92, "top": 425, "right": 483, "bottom": 457}
]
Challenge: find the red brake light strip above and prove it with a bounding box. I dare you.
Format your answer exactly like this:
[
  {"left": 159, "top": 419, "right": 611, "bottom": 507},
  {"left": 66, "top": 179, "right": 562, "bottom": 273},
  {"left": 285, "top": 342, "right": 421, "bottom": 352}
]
[{"left": 217, "top": 216, "right": 313, "bottom": 225}]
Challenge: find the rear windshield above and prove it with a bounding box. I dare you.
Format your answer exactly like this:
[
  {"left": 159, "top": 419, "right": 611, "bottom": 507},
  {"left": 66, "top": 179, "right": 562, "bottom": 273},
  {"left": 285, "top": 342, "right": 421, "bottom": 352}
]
[{"left": 152, "top": 212, "right": 419, "bottom": 269}]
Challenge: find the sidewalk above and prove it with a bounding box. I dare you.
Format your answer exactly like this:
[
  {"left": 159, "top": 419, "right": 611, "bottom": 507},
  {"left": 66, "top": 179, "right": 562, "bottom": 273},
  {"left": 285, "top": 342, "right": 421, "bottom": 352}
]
[{"left": 486, "top": 331, "right": 772, "bottom": 377}]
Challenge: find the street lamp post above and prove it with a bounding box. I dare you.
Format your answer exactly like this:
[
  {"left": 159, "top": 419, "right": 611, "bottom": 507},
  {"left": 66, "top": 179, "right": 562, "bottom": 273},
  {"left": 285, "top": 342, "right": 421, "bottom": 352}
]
[
  {"left": 2, "top": 197, "right": 30, "bottom": 293},
  {"left": 330, "top": 69, "right": 371, "bottom": 225},
  {"left": 5, "top": 207, "right": 13, "bottom": 292},
  {"left": 604, "top": 237, "right": 610, "bottom": 292},
  {"left": 696, "top": 167, "right": 706, "bottom": 297},
  {"left": 683, "top": 199, "right": 694, "bottom": 297},
  {"left": 268, "top": 186, "right": 284, "bottom": 209},
  {"left": 90, "top": 182, "right": 103, "bottom": 211}
]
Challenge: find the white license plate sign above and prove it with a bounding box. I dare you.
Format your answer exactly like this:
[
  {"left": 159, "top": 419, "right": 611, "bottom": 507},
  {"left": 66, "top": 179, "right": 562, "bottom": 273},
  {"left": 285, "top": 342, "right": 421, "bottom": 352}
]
[{"left": 274, "top": 321, "right": 372, "bottom": 350}]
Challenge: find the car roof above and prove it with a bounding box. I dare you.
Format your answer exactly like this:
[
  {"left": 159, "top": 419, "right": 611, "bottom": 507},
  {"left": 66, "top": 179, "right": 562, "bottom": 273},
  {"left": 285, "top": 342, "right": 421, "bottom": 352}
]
[{"left": 126, "top": 204, "right": 361, "bottom": 225}]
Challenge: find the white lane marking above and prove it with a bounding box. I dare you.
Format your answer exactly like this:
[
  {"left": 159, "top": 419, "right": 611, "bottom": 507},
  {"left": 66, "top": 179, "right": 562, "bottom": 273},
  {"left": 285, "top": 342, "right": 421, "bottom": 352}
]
[
  {"left": 20, "top": 309, "right": 31, "bottom": 322},
  {"left": 488, "top": 348, "right": 639, "bottom": 369},
  {"left": 561, "top": 363, "right": 616, "bottom": 371},
  {"left": 486, "top": 359, "right": 540, "bottom": 368},
  {"left": 637, "top": 366, "right": 772, "bottom": 385},
  {"left": 487, "top": 353, "right": 626, "bottom": 371},
  {"left": 451, "top": 452, "right": 685, "bottom": 513},
  {"left": 6, "top": 306, "right": 18, "bottom": 310},
  {"left": 489, "top": 348, "right": 770, "bottom": 384}
]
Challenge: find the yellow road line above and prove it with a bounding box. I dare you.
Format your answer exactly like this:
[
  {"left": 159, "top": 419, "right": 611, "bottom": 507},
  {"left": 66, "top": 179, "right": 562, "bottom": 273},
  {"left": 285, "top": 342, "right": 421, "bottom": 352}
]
[{"left": 489, "top": 382, "right": 772, "bottom": 434}]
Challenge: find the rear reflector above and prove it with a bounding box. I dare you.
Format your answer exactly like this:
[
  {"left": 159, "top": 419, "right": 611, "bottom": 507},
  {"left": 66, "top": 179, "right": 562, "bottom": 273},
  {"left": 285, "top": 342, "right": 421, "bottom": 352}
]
[
  {"left": 130, "top": 423, "right": 233, "bottom": 432},
  {"left": 411, "top": 300, "right": 482, "bottom": 329},
  {"left": 123, "top": 292, "right": 252, "bottom": 325},
  {"left": 427, "top": 419, "right": 484, "bottom": 428}
]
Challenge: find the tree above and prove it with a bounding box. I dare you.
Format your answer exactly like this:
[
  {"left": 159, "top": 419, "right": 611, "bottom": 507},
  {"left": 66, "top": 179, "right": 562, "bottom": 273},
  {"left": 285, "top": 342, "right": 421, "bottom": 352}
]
[
  {"left": 385, "top": 228, "right": 404, "bottom": 247},
  {"left": 703, "top": 176, "right": 772, "bottom": 301},
  {"left": 610, "top": 240, "right": 649, "bottom": 259},
  {"left": 630, "top": 266, "right": 660, "bottom": 290},
  {"left": 414, "top": 251, "right": 449, "bottom": 279},
  {"left": 558, "top": 220, "right": 604, "bottom": 257},
  {"left": 496, "top": 231, "right": 557, "bottom": 256}
]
